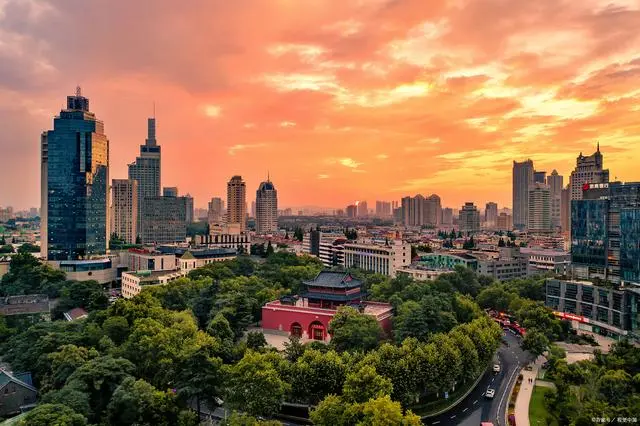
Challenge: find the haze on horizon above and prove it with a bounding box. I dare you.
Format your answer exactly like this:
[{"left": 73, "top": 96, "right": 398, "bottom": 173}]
[{"left": 1, "top": 0, "right": 639, "bottom": 211}]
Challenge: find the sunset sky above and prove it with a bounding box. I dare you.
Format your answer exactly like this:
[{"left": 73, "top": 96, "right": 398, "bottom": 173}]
[{"left": 1, "top": 0, "right": 639, "bottom": 211}]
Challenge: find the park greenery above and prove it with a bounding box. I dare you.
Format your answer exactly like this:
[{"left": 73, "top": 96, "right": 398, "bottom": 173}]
[{"left": 0, "top": 251, "right": 582, "bottom": 425}]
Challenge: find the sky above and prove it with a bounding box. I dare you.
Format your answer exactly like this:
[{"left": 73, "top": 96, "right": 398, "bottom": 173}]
[{"left": 1, "top": 0, "right": 639, "bottom": 211}]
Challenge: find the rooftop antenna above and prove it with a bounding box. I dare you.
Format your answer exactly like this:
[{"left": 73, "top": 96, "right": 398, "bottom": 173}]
[
  {"left": 153, "top": 101, "right": 156, "bottom": 119},
  {"left": 267, "top": 171, "right": 270, "bottom": 182},
  {"left": 76, "top": 86, "right": 82, "bottom": 97},
  {"left": 596, "top": 141, "right": 600, "bottom": 152}
]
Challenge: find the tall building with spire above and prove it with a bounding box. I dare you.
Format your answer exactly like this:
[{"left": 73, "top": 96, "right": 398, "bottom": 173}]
[
  {"left": 255, "top": 176, "right": 278, "bottom": 235},
  {"left": 513, "top": 160, "right": 534, "bottom": 230},
  {"left": 569, "top": 143, "right": 609, "bottom": 201},
  {"left": 128, "top": 117, "right": 161, "bottom": 238},
  {"left": 41, "top": 87, "right": 109, "bottom": 260},
  {"left": 226, "top": 176, "right": 247, "bottom": 232}
]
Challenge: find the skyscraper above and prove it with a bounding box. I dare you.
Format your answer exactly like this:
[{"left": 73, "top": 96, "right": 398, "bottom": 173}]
[
  {"left": 128, "top": 117, "right": 161, "bottom": 238},
  {"left": 528, "top": 183, "right": 552, "bottom": 234},
  {"left": 163, "top": 187, "right": 178, "bottom": 197},
  {"left": 560, "top": 185, "right": 570, "bottom": 232},
  {"left": 513, "top": 160, "right": 534, "bottom": 230},
  {"left": 485, "top": 202, "right": 498, "bottom": 226},
  {"left": 459, "top": 202, "right": 480, "bottom": 234},
  {"left": 111, "top": 179, "right": 138, "bottom": 244},
  {"left": 375, "top": 201, "right": 392, "bottom": 217},
  {"left": 357, "top": 201, "right": 368, "bottom": 217},
  {"left": 547, "top": 170, "right": 563, "bottom": 229},
  {"left": 41, "top": 87, "right": 109, "bottom": 260},
  {"left": 346, "top": 204, "right": 357, "bottom": 218},
  {"left": 184, "top": 194, "right": 194, "bottom": 223},
  {"left": 569, "top": 144, "right": 609, "bottom": 200},
  {"left": 441, "top": 208, "right": 454, "bottom": 225},
  {"left": 255, "top": 178, "right": 278, "bottom": 234},
  {"left": 534, "top": 171, "right": 547, "bottom": 184},
  {"left": 208, "top": 197, "right": 224, "bottom": 225},
  {"left": 226, "top": 176, "right": 247, "bottom": 231},
  {"left": 141, "top": 196, "right": 188, "bottom": 244},
  {"left": 424, "top": 194, "right": 442, "bottom": 226}
]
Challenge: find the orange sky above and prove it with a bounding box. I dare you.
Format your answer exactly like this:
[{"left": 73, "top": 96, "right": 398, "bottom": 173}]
[{"left": 1, "top": 0, "right": 639, "bottom": 211}]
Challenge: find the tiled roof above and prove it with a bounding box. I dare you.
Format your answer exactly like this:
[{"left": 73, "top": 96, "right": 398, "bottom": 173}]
[
  {"left": 63, "top": 308, "right": 88, "bottom": 321},
  {"left": 303, "top": 271, "right": 362, "bottom": 288},
  {"left": 0, "top": 370, "right": 37, "bottom": 393}
]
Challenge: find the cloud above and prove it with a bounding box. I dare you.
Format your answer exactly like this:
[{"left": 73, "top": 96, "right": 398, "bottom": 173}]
[
  {"left": 339, "top": 158, "right": 363, "bottom": 168},
  {"left": 317, "top": 174, "right": 330, "bottom": 179},
  {"left": 376, "top": 153, "right": 388, "bottom": 159},
  {"left": 203, "top": 105, "right": 221, "bottom": 117},
  {"left": 228, "top": 143, "right": 267, "bottom": 156}
]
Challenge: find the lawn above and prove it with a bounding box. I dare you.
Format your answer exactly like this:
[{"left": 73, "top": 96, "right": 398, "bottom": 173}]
[{"left": 529, "top": 386, "right": 558, "bottom": 426}]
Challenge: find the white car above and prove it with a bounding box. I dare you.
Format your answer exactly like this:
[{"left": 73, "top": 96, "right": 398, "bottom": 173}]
[
  {"left": 493, "top": 364, "right": 501, "bottom": 373},
  {"left": 485, "top": 388, "right": 496, "bottom": 399}
]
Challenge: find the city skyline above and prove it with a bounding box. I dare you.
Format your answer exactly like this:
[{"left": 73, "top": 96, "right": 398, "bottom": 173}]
[{"left": 2, "top": 1, "right": 640, "bottom": 210}]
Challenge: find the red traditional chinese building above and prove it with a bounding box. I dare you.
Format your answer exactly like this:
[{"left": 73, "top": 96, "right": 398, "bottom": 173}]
[{"left": 261, "top": 271, "right": 393, "bottom": 341}]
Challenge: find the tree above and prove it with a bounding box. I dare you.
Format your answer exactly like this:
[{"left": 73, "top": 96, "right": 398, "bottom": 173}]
[
  {"left": 0, "top": 235, "right": 5, "bottom": 245},
  {"left": 476, "top": 285, "right": 514, "bottom": 312},
  {"left": 265, "top": 241, "right": 274, "bottom": 257},
  {"left": 283, "top": 335, "right": 305, "bottom": 362},
  {"left": 223, "top": 412, "right": 283, "bottom": 425},
  {"left": 342, "top": 365, "right": 393, "bottom": 403},
  {"left": 227, "top": 351, "right": 290, "bottom": 418},
  {"left": 18, "top": 403, "right": 87, "bottom": 426},
  {"left": 522, "top": 329, "right": 549, "bottom": 357},
  {"left": 0, "top": 244, "right": 14, "bottom": 253},
  {"left": 290, "top": 349, "right": 346, "bottom": 405},
  {"left": 102, "top": 315, "right": 130, "bottom": 345},
  {"left": 208, "top": 312, "right": 235, "bottom": 342},
  {"left": 498, "top": 238, "right": 505, "bottom": 247},
  {"left": 328, "top": 306, "right": 383, "bottom": 352},
  {"left": 46, "top": 344, "right": 97, "bottom": 390},
  {"left": 107, "top": 377, "right": 180, "bottom": 426},
  {"left": 17, "top": 242, "right": 40, "bottom": 253},
  {"left": 42, "top": 388, "right": 91, "bottom": 418},
  {"left": 598, "top": 369, "right": 631, "bottom": 405},
  {"left": 293, "top": 227, "right": 304, "bottom": 242},
  {"left": 359, "top": 396, "right": 422, "bottom": 425},
  {"left": 246, "top": 331, "right": 267, "bottom": 350},
  {"left": 309, "top": 395, "right": 352, "bottom": 425}
]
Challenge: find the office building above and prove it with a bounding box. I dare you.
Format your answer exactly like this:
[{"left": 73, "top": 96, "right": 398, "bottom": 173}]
[
  {"left": 122, "top": 270, "right": 186, "bottom": 299},
  {"left": 569, "top": 144, "right": 609, "bottom": 201},
  {"left": 163, "top": 187, "right": 178, "bottom": 197},
  {"left": 475, "top": 247, "right": 528, "bottom": 282},
  {"left": 251, "top": 201, "right": 256, "bottom": 218},
  {"left": 207, "top": 197, "right": 225, "bottom": 225},
  {"left": 497, "top": 213, "right": 513, "bottom": 231},
  {"left": 140, "top": 196, "right": 188, "bottom": 244},
  {"left": 346, "top": 204, "right": 357, "bottom": 218},
  {"left": 425, "top": 195, "right": 442, "bottom": 226},
  {"left": 441, "top": 208, "right": 454, "bottom": 226},
  {"left": 459, "top": 202, "right": 480, "bottom": 233},
  {"left": 111, "top": 179, "right": 138, "bottom": 244},
  {"left": 357, "top": 201, "right": 368, "bottom": 217},
  {"left": 184, "top": 194, "right": 194, "bottom": 223},
  {"left": 520, "top": 248, "right": 571, "bottom": 275},
  {"left": 534, "top": 171, "right": 546, "bottom": 184},
  {"left": 528, "top": 182, "right": 552, "bottom": 234},
  {"left": 195, "top": 233, "right": 252, "bottom": 253},
  {"left": 571, "top": 182, "right": 640, "bottom": 285},
  {"left": 485, "top": 202, "right": 498, "bottom": 227},
  {"left": 547, "top": 170, "right": 564, "bottom": 230},
  {"left": 302, "top": 231, "right": 346, "bottom": 267},
  {"left": 376, "top": 201, "right": 392, "bottom": 217},
  {"left": 255, "top": 178, "right": 278, "bottom": 234},
  {"left": 122, "top": 248, "right": 176, "bottom": 272},
  {"left": 401, "top": 194, "right": 441, "bottom": 227},
  {"left": 513, "top": 160, "right": 534, "bottom": 230},
  {"left": 561, "top": 186, "right": 570, "bottom": 232},
  {"left": 41, "top": 87, "right": 109, "bottom": 260},
  {"left": 226, "top": 176, "right": 247, "bottom": 232},
  {"left": 343, "top": 240, "right": 410, "bottom": 277},
  {"left": 128, "top": 117, "right": 161, "bottom": 238}
]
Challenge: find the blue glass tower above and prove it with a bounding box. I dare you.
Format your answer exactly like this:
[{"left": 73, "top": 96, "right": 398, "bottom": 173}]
[{"left": 41, "top": 87, "right": 109, "bottom": 260}]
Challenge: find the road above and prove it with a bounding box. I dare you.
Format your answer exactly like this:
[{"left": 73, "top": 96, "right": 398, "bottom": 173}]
[{"left": 423, "top": 331, "right": 532, "bottom": 426}]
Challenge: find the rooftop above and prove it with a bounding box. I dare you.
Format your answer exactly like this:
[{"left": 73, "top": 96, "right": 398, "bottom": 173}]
[
  {"left": 303, "top": 271, "right": 362, "bottom": 288},
  {"left": 124, "top": 270, "right": 184, "bottom": 283}
]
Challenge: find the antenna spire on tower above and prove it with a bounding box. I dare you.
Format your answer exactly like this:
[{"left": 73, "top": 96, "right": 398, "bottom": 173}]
[{"left": 76, "top": 86, "right": 82, "bottom": 97}]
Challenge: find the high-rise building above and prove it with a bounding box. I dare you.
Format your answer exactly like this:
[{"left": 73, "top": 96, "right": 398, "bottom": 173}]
[
  {"left": 226, "top": 176, "right": 247, "bottom": 231},
  {"left": 569, "top": 144, "right": 609, "bottom": 201},
  {"left": 251, "top": 201, "right": 256, "bottom": 218},
  {"left": 485, "top": 202, "right": 498, "bottom": 226},
  {"left": 184, "top": 194, "right": 194, "bottom": 223},
  {"left": 357, "top": 201, "right": 368, "bottom": 218},
  {"left": 141, "top": 196, "right": 188, "bottom": 244},
  {"left": 41, "top": 87, "right": 109, "bottom": 260},
  {"left": 560, "top": 185, "right": 570, "bottom": 232},
  {"left": 375, "top": 201, "right": 392, "bottom": 217},
  {"left": 441, "top": 208, "right": 454, "bottom": 225},
  {"left": 459, "top": 202, "right": 480, "bottom": 233},
  {"left": 572, "top": 181, "right": 640, "bottom": 285},
  {"left": 111, "top": 179, "right": 138, "bottom": 244},
  {"left": 513, "top": 160, "right": 534, "bottom": 230},
  {"left": 163, "top": 187, "right": 178, "bottom": 197},
  {"left": 528, "top": 183, "right": 552, "bottom": 234},
  {"left": 497, "top": 213, "right": 513, "bottom": 231},
  {"left": 400, "top": 194, "right": 441, "bottom": 227},
  {"left": 534, "top": 171, "right": 547, "bottom": 184},
  {"left": 424, "top": 195, "right": 441, "bottom": 226},
  {"left": 546, "top": 170, "right": 563, "bottom": 230},
  {"left": 208, "top": 197, "right": 224, "bottom": 225},
  {"left": 128, "top": 117, "right": 161, "bottom": 238},
  {"left": 255, "top": 178, "right": 278, "bottom": 234},
  {"left": 346, "top": 204, "right": 357, "bottom": 218}
]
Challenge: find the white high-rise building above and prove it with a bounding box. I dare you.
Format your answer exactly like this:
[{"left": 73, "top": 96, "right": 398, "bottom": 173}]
[
  {"left": 513, "top": 160, "right": 534, "bottom": 230},
  {"left": 255, "top": 178, "right": 278, "bottom": 234},
  {"left": 528, "top": 183, "right": 552, "bottom": 234},
  {"left": 547, "top": 170, "right": 563, "bottom": 230},
  {"left": 226, "top": 176, "right": 247, "bottom": 232},
  {"left": 569, "top": 144, "right": 609, "bottom": 201},
  {"left": 111, "top": 179, "right": 138, "bottom": 244},
  {"left": 485, "top": 202, "right": 498, "bottom": 227}
]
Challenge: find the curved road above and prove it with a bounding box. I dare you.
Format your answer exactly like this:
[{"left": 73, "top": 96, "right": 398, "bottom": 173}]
[{"left": 424, "top": 331, "right": 533, "bottom": 426}]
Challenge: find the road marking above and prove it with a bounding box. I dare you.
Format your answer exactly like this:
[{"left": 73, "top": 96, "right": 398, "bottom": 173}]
[
  {"left": 491, "top": 378, "right": 495, "bottom": 383},
  {"left": 463, "top": 408, "right": 468, "bottom": 412},
  {"left": 432, "top": 421, "right": 440, "bottom": 425},
  {"left": 474, "top": 400, "right": 478, "bottom": 404},
  {"left": 496, "top": 364, "right": 520, "bottom": 426},
  {"left": 450, "top": 415, "right": 456, "bottom": 419}
]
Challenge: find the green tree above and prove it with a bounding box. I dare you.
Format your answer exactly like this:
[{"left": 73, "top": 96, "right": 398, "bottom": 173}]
[
  {"left": 290, "top": 349, "right": 346, "bottom": 405},
  {"left": 18, "top": 242, "right": 40, "bottom": 253},
  {"left": 598, "top": 369, "right": 631, "bottom": 405},
  {"left": 208, "top": 312, "right": 235, "bottom": 342},
  {"left": 328, "top": 306, "right": 383, "bottom": 352},
  {"left": 223, "top": 412, "right": 283, "bottom": 425},
  {"left": 175, "top": 347, "right": 224, "bottom": 415},
  {"left": 309, "top": 395, "right": 352, "bottom": 425},
  {"left": 283, "top": 335, "right": 305, "bottom": 362},
  {"left": 359, "top": 396, "right": 422, "bottom": 425},
  {"left": 227, "top": 351, "right": 290, "bottom": 418},
  {"left": 476, "top": 285, "right": 514, "bottom": 312},
  {"left": 42, "top": 388, "right": 91, "bottom": 418},
  {"left": 342, "top": 365, "right": 393, "bottom": 403},
  {"left": 47, "top": 344, "right": 97, "bottom": 390},
  {"left": 18, "top": 403, "right": 87, "bottom": 426},
  {"left": 102, "top": 315, "right": 130, "bottom": 345},
  {"left": 246, "top": 331, "right": 267, "bottom": 350},
  {"left": 0, "top": 244, "right": 14, "bottom": 253},
  {"left": 265, "top": 240, "right": 274, "bottom": 257},
  {"left": 107, "top": 377, "right": 180, "bottom": 426},
  {"left": 522, "top": 329, "right": 549, "bottom": 357}
]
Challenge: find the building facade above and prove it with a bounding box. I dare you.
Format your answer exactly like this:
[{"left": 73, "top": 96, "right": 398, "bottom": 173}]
[
  {"left": 226, "top": 176, "right": 247, "bottom": 231},
  {"left": 255, "top": 179, "right": 278, "bottom": 234},
  {"left": 128, "top": 118, "right": 161, "bottom": 239},
  {"left": 459, "top": 202, "right": 480, "bottom": 233},
  {"left": 41, "top": 87, "right": 109, "bottom": 260},
  {"left": 111, "top": 179, "right": 138, "bottom": 244},
  {"left": 485, "top": 202, "right": 498, "bottom": 227},
  {"left": 121, "top": 270, "right": 186, "bottom": 299},
  {"left": 547, "top": 170, "right": 563, "bottom": 230},
  {"left": 140, "top": 196, "right": 188, "bottom": 244},
  {"left": 207, "top": 197, "right": 225, "bottom": 225},
  {"left": 343, "top": 240, "right": 410, "bottom": 277},
  {"left": 497, "top": 213, "right": 513, "bottom": 231},
  {"left": 569, "top": 144, "right": 609, "bottom": 201},
  {"left": 513, "top": 160, "right": 534, "bottom": 230},
  {"left": 195, "top": 233, "right": 252, "bottom": 253},
  {"left": 528, "top": 183, "right": 552, "bottom": 234},
  {"left": 375, "top": 201, "right": 392, "bottom": 217}
]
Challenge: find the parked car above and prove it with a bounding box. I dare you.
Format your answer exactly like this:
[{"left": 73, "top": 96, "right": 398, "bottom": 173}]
[
  {"left": 485, "top": 388, "right": 496, "bottom": 399},
  {"left": 493, "top": 364, "right": 501, "bottom": 373}
]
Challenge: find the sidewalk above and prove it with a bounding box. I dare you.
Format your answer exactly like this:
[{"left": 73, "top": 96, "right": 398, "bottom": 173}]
[{"left": 513, "top": 357, "right": 545, "bottom": 426}]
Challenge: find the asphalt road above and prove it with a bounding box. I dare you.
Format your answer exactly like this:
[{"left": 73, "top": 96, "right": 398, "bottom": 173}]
[{"left": 424, "top": 331, "right": 532, "bottom": 426}]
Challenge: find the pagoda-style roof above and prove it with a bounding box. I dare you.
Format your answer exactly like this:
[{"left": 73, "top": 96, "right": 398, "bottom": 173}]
[{"left": 303, "top": 271, "right": 362, "bottom": 289}]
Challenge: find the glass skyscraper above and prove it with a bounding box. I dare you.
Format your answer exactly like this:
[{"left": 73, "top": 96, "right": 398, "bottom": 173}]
[{"left": 41, "top": 88, "right": 109, "bottom": 260}]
